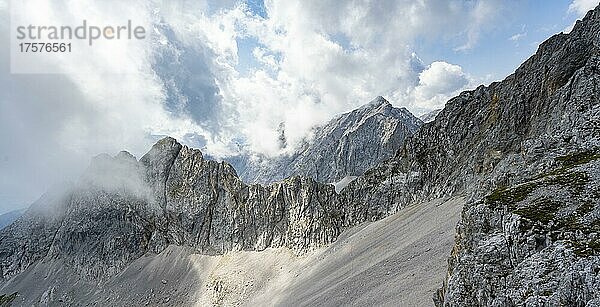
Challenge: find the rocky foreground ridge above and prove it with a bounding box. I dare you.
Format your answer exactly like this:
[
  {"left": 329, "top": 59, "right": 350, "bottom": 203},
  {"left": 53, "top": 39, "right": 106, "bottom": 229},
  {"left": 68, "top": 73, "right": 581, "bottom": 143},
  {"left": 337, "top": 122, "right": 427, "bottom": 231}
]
[
  {"left": 431, "top": 8, "right": 600, "bottom": 306},
  {"left": 336, "top": 5, "right": 600, "bottom": 305},
  {"left": 0, "top": 4, "right": 599, "bottom": 306}
]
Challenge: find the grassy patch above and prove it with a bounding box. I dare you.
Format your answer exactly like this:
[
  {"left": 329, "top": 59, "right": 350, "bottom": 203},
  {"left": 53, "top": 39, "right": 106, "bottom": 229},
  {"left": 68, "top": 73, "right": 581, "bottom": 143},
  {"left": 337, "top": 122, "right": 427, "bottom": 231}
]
[
  {"left": 570, "top": 239, "right": 600, "bottom": 257},
  {"left": 555, "top": 150, "right": 600, "bottom": 169},
  {"left": 479, "top": 148, "right": 600, "bottom": 258},
  {"left": 541, "top": 289, "right": 553, "bottom": 296},
  {"left": 533, "top": 149, "right": 599, "bottom": 180},
  {"left": 486, "top": 93, "right": 501, "bottom": 126},
  {"left": 485, "top": 149, "right": 598, "bottom": 210},
  {"left": 513, "top": 198, "right": 561, "bottom": 224},
  {"left": 576, "top": 202, "right": 595, "bottom": 216},
  {"left": 485, "top": 182, "right": 537, "bottom": 210},
  {"left": 547, "top": 171, "right": 589, "bottom": 195},
  {"left": 0, "top": 292, "right": 17, "bottom": 307}
]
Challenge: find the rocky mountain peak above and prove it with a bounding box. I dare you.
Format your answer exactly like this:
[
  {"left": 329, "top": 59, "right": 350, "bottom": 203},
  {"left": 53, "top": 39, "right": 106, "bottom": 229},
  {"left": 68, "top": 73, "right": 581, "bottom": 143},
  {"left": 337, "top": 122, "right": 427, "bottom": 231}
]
[
  {"left": 139, "top": 137, "right": 183, "bottom": 184},
  {"left": 366, "top": 95, "right": 389, "bottom": 106},
  {"left": 353, "top": 96, "right": 406, "bottom": 118},
  {"left": 229, "top": 96, "right": 423, "bottom": 184},
  {"left": 141, "top": 137, "right": 183, "bottom": 162},
  {"left": 115, "top": 150, "right": 136, "bottom": 161}
]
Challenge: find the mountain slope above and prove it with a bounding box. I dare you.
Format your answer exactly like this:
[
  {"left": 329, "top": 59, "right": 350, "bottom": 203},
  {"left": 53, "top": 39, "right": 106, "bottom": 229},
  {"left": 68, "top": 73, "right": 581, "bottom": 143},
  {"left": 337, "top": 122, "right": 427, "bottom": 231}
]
[
  {"left": 0, "top": 209, "right": 25, "bottom": 231},
  {"left": 231, "top": 96, "right": 423, "bottom": 184},
  {"left": 434, "top": 9, "right": 600, "bottom": 306},
  {"left": 0, "top": 5, "right": 599, "bottom": 306},
  {"left": 333, "top": 6, "right": 600, "bottom": 306},
  {"left": 344, "top": 5, "right": 600, "bottom": 219},
  {"left": 0, "top": 198, "right": 462, "bottom": 306},
  {"left": 0, "top": 140, "right": 349, "bottom": 283}
]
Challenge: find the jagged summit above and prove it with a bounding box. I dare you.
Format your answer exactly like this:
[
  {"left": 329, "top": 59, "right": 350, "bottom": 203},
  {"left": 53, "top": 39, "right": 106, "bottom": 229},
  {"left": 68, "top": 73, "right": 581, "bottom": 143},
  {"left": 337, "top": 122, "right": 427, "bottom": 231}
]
[
  {"left": 229, "top": 97, "right": 423, "bottom": 184},
  {"left": 142, "top": 136, "right": 182, "bottom": 161},
  {"left": 354, "top": 96, "right": 419, "bottom": 124},
  {"left": 0, "top": 134, "right": 348, "bottom": 293},
  {"left": 153, "top": 136, "right": 179, "bottom": 146},
  {"left": 365, "top": 95, "right": 389, "bottom": 106},
  {"left": 115, "top": 150, "right": 136, "bottom": 160}
]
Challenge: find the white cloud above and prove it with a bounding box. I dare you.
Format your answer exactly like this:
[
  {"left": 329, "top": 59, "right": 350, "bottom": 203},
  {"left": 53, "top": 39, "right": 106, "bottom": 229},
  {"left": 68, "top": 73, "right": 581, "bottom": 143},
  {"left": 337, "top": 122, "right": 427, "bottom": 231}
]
[
  {"left": 454, "top": 0, "right": 504, "bottom": 51},
  {"left": 216, "top": 0, "right": 503, "bottom": 154},
  {"left": 508, "top": 25, "right": 527, "bottom": 46},
  {"left": 413, "top": 61, "right": 470, "bottom": 111},
  {"left": 564, "top": 0, "right": 598, "bottom": 33},
  {"left": 5, "top": 0, "right": 502, "bottom": 157},
  {"left": 568, "top": 0, "right": 598, "bottom": 16},
  {"left": 0, "top": 0, "right": 505, "bottom": 210},
  {"left": 509, "top": 32, "right": 526, "bottom": 42},
  {"left": 0, "top": 0, "right": 229, "bottom": 210}
]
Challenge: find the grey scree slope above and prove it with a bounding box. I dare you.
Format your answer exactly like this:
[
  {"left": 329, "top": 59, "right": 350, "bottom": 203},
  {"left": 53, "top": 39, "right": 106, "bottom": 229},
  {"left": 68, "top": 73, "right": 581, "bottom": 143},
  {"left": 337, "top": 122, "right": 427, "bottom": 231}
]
[{"left": 1, "top": 198, "right": 462, "bottom": 306}]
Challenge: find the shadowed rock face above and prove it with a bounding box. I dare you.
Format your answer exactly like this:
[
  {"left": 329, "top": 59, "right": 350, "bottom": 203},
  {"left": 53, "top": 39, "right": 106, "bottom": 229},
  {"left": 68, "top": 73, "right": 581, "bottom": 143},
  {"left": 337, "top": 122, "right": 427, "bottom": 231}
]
[
  {"left": 229, "top": 96, "right": 423, "bottom": 184},
  {"left": 0, "top": 4, "right": 599, "bottom": 306}
]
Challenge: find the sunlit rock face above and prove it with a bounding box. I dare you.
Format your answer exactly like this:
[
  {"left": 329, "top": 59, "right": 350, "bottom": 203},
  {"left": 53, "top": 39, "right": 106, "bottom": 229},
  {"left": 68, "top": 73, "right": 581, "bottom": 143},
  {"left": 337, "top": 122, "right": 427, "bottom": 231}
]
[
  {"left": 431, "top": 7, "right": 600, "bottom": 306},
  {"left": 418, "top": 108, "right": 441, "bottom": 123}
]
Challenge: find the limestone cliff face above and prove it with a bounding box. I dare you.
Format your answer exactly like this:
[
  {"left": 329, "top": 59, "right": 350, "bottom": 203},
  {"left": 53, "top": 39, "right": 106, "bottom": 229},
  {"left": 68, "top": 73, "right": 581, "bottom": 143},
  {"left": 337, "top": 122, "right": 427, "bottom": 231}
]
[
  {"left": 336, "top": 5, "right": 600, "bottom": 306},
  {"left": 428, "top": 7, "right": 600, "bottom": 306},
  {"left": 162, "top": 143, "right": 346, "bottom": 254},
  {"left": 437, "top": 151, "right": 600, "bottom": 306},
  {"left": 0, "top": 138, "right": 351, "bottom": 282},
  {"left": 344, "top": 5, "right": 600, "bottom": 220}
]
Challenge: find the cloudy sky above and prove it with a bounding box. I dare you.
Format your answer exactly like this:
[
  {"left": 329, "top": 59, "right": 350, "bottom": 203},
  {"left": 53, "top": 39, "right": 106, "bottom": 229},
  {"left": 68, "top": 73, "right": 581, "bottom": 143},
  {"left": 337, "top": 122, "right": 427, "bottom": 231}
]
[{"left": 0, "top": 0, "right": 598, "bottom": 213}]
